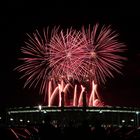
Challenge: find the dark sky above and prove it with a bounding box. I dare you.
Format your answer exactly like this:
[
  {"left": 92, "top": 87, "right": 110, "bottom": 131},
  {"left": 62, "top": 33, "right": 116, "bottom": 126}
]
[{"left": 1, "top": 1, "right": 140, "bottom": 108}]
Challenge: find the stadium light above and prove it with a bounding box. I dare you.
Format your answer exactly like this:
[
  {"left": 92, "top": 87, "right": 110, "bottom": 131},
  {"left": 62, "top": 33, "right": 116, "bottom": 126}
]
[
  {"left": 10, "top": 118, "right": 14, "bottom": 121},
  {"left": 131, "top": 119, "right": 134, "bottom": 122},
  {"left": 20, "top": 119, "right": 23, "bottom": 122},
  {"left": 122, "top": 120, "right": 125, "bottom": 123},
  {"left": 38, "top": 105, "right": 42, "bottom": 110},
  {"left": 136, "top": 111, "right": 139, "bottom": 115}
]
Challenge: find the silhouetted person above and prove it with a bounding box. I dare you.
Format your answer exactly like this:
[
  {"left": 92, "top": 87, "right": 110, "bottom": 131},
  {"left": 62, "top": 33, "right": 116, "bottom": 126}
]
[
  {"left": 92, "top": 119, "right": 107, "bottom": 140},
  {"left": 83, "top": 91, "right": 87, "bottom": 107},
  {"left": 39, "top": 115, "right": 60, "bottom": 140},
  {"left": 61, "top": 91, "right": 64, "bottom": 108}
]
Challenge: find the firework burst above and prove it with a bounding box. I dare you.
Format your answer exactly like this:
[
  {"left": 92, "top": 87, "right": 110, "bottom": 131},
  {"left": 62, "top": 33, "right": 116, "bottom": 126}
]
[
  {"left": 49, "top": 28, "right": 86, "bottom": 81},
  {"left": 80, "top": 24, "right": 127, "bottom": 84},
  {"left": 16, "top": 24, "right": 127, "bottom": 106},
  {"left": 16, "top": 27, "right": 60, "bottom": 94}
]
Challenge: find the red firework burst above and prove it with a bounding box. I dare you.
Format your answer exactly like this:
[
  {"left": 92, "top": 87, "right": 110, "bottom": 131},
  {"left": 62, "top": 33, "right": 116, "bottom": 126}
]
[
  {"left": 49, "top": 28, "right": 86, "bottom": 81},
  {"left": 16, "top": 27, "right": 59, "bottom": 94},
  {"left": 80, "top": 24, "right": 127, "bottom": 84}
]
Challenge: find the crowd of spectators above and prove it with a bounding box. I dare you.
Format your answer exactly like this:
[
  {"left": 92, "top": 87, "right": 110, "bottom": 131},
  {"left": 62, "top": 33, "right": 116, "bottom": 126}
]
[{"left": 1, "top": 115, "right": 140, "bottom": 140}]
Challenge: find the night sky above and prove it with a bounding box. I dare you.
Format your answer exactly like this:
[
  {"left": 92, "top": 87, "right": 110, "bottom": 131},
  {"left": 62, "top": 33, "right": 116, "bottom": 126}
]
[{"left": 1, "top": 1, "right": 140, "bottom": 108}]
